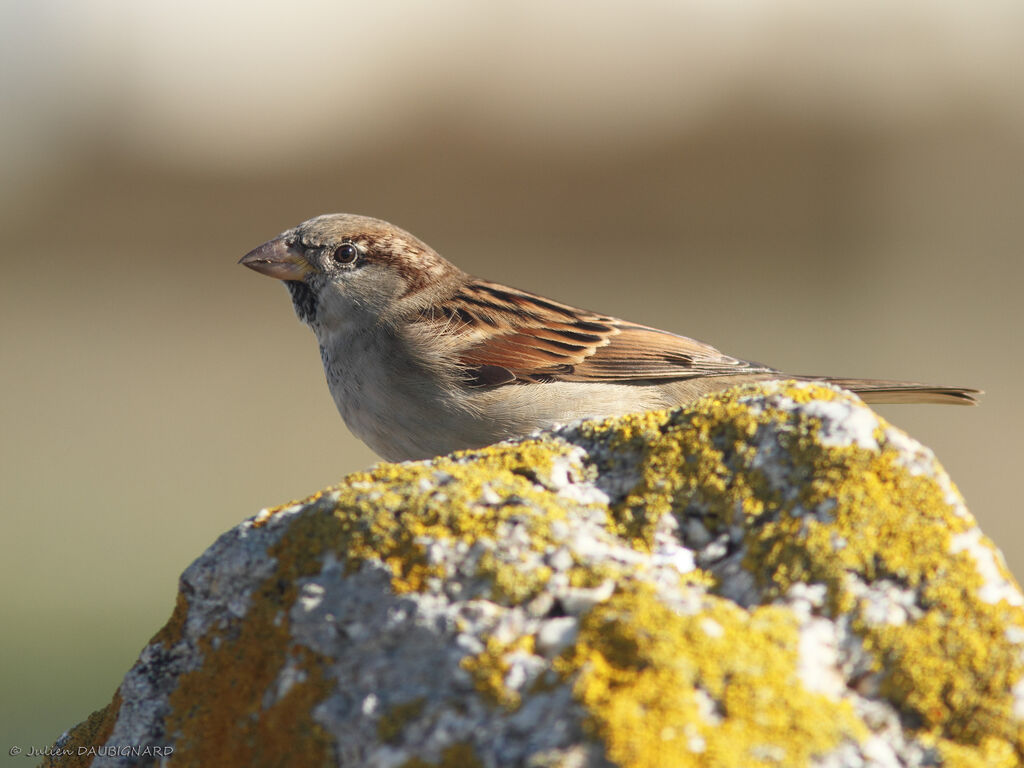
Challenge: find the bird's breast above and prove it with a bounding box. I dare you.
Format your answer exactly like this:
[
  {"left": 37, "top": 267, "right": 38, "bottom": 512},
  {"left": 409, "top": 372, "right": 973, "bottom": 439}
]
[{"left": 315, "top": 326, "right": 459, "bottom": 460}]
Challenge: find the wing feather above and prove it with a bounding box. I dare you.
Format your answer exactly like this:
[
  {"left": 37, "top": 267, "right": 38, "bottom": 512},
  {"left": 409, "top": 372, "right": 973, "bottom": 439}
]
[{"left": 434, "top": 279, "right": 774, "bottom": 386}]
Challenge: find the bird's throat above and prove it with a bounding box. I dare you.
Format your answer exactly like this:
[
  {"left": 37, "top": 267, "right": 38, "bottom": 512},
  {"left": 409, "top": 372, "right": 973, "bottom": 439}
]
[{"left": 285, "top": 280, "right": 318, "bottom": 325}]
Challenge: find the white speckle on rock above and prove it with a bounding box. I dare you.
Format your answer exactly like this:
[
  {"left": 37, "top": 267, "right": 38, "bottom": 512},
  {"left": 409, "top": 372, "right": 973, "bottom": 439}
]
[
  {"left": 859, "top": 735, "right": 902, "bottom": 768},
  {"left": 846, "top": 578, "right": 922, "bottom": 627},
  {"left": 456, "top": 632, "right": 485, "bottom": 656},
  {"left": 653, "top": 542, "right": 696, "bottom": 575},
  {"left": 299, "top": 582, "right": 326, "bottom": 613},
  {"left": 796, "top": 616, "right": 845, "bottom": 699},
  {"left": 546, "top": 454, "right": 574, "bottom": 489},
  {"left": 550, "top": 520, "right": 570, "bottom": 540},
  {"left": 547, "top": 547, "right": 574, "bottom": 572},
  {"left": 702, "top": 537, "right": 729, "bottom": 563},
  {"left": 802, "top": 398, "right": 879, "bottom": 450},
  {"left": 525, "top": 592, "right": 555, "bottom": 618},
  {"left": 1013, "top": 679, "right": 1024, "bottom": 719},
  {"left": 536, "top": 617, "right": 579, "bottom": 657},
  {"left": 361, "top": 693, "right": 379, "bottom": 715},
  {"left": 882, "top": 427, "right": 929, "bottom": 469},
  {"left": 687, "top": 733, "right": 706, "bottom": 753},
  {"left": 252, "top": 507, "right": 276, "bottom": 525},
  {"left": 950, "top": 528, "right": 1024, "bottom": 606},
  {"left": 493, "top": 608, "right": 530, "bottom": 644},
  {"left": 694, "top": 688, "right": 721, "bottom": 725},
  {"left": 1005, "top": 625, "right": 1024, "bottom": 644},
  {"left": 551, "top": 450, "right": 611, "bottom": 507},
  {"left": 558, "top": 580, "right": 616, "bottom": 616},
  {"left": 787, "top": 582, "right": 828, "bottom": 610},
  {"left": 479, "top": 485, "right": 502, "bottom": 505},
  {"left": 700, "top": 618, "right": 723, "bottom": 638},
  {"left": 498, "top": 650, "right": 548, "bottom": 701}
]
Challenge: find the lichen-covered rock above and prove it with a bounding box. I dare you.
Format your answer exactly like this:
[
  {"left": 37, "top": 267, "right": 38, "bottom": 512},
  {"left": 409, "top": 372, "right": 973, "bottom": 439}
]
[{"left": 45, "top": 382, "right": 1024, "bottom": 768}]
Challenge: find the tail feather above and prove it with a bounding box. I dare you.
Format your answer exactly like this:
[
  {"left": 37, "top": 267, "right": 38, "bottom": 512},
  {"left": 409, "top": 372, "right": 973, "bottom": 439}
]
[{"left": 802, "top": 376, "right": 981, "bottom": 406}]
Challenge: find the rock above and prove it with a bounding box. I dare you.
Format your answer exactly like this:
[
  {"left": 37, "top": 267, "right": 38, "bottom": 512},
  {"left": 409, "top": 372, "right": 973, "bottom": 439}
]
[{"left": 44, "top": 381, "right": 1024, "bottom": 768}]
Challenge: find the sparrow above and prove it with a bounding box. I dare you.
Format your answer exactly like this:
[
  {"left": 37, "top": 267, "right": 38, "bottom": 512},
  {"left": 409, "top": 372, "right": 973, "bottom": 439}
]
[{"left": 240, "top": 214, "right": 980, "bottom": 461}]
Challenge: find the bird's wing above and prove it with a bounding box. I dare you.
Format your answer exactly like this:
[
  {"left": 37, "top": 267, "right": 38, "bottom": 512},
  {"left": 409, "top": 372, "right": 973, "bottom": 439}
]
[{"left": 423, "top": 279, "right": 774, "bottom": 386}]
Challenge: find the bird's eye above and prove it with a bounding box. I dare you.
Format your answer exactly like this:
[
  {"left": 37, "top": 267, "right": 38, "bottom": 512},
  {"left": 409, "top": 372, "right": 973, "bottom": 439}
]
[{"left": 332, "top": 243, "right": 360, "bottom": 265}]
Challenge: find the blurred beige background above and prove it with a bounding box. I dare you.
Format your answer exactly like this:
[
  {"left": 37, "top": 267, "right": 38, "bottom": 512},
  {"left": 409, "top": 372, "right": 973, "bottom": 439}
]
[{"left": 2, "top": 0, "right": 1022, "bottom": 754}]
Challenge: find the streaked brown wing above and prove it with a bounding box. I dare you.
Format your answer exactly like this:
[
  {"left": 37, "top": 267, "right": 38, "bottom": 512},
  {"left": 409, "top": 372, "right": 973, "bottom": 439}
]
[
  {"left": 563, "top": 323, "right": 772, "bottom": 381},
  {"left": 444, "top": 280, "right": 774, "bottom": 386}
]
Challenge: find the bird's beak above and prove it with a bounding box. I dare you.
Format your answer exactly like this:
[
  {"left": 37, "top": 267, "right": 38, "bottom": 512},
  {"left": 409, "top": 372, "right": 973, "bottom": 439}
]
[{"left": 239, "top": 237, "right": 313, "bottom": 281}]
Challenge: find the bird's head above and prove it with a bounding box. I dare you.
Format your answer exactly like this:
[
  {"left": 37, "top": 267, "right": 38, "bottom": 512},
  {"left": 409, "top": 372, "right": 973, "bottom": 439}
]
[{"left": 240, "top": 213, "right": 462, "bottom": 329}]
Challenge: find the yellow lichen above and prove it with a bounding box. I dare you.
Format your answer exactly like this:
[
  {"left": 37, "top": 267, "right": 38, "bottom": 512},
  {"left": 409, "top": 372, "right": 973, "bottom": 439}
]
[
  {"left": 399, "top": 742, "right": 484, "bottom": 768},
  {"left": 568, "top": 562, "right": 625, "bottom": 588},
  {"left": 312, "top": 438, "right": 587, "bottom": 597},
  {"left": 938, "top": 734, "right": 1021, "bottom": 768},
  {"left": 39, "top": 692, "right": 123, "bottom": 768},
  {"left": 484, "top": 550, "right": 553, "bottom": 603},
  {"left": 43, "top": 591, "right": 189, "bottom": 767},
  {"left": 138, "top": 438, "right": 591, "bottom": 766},
  {"left": 46, "top": 380, "right": 1024, "bottom": 766},
  {"left": 557, "top": 583, "right": 865, "bottom": 768},
  {"left": 575, "top": 381, "right": 1024, "bottom": 762},
  {"left": 461, "top": 635, "right": 537, "bottom": 710},
  {"left": 162, "top": 527, "right": 336, "bottom": 768},
  {"left": 378, "top": 697, "right": 427, "bottom": 744}
]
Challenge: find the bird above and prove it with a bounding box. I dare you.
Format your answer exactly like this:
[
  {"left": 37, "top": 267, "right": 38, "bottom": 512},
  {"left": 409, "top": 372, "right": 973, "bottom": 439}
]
[{"left": 240, "top": 214, "right": 979, "bottom": 461}]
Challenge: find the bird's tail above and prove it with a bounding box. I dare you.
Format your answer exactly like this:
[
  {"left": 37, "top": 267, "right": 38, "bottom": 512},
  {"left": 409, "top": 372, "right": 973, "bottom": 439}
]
[{"left": 798, "top": 376, "right": 981, "bottom": 405}]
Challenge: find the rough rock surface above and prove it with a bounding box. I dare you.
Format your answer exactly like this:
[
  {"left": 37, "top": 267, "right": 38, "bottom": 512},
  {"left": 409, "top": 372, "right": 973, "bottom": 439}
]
[{"left": 45, "top": 382, "right": 1024, "bottom": 768}]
